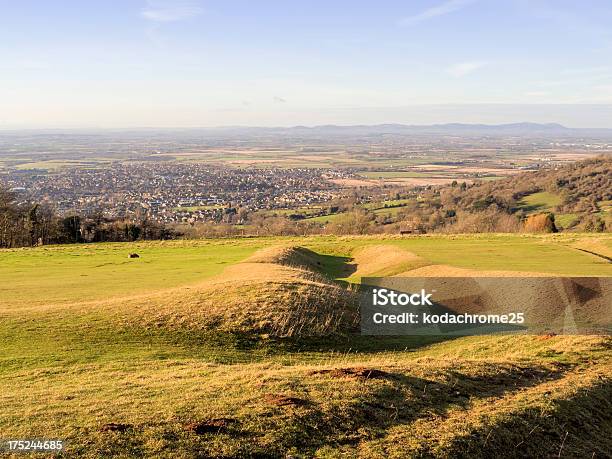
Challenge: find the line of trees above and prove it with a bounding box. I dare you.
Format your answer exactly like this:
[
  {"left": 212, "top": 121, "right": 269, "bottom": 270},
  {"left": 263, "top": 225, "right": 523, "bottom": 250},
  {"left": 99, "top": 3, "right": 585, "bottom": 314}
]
[{"left": 0, "top": 186, "right": 177, "bottom": 248}]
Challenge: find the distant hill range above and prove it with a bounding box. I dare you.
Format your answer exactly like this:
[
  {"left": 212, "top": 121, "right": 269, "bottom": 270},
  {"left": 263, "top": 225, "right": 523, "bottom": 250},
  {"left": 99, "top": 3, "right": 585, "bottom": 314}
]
[
  {"left": 6, "top": 122, "right": 612, "bottom": 139},
  {"left": 193, "top": 122, "right": 612, "bottom": 138}
]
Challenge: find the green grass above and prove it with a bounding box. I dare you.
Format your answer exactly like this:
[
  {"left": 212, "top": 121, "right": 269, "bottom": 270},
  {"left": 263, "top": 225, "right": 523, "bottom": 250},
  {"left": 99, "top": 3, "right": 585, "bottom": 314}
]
[
  {"left": 259, "top": 207, "right": 325, "bottom": 218},
  {"left": 2, "top": 235, "right": 610, "bottom": 310},
  {"left": 372, "top": 206, "right": 407, "bottom": 216},
  {"left": 1, "top": 234, "right": 611, "bottom": 457},
  {"left": 303, "top": 212, "right": 346, "bottom": 223},
  {"left": 363, "top": 198, "right": 412, "bottom": 210},
  {"left": 301, "top": 199, "right": 412, "bottom": 222},
  {"left": 14, "top": 160, "right": 107, "bottom": 170},
  {"left": 305, "top": 234, "right": 612, "bottom": 277},
  {"left": 598, "top": 200, "right": 612, "bottom": 215},
  {"left": 517, "top": 191, "right": 563, "bottom": 213},
  {"left": 0, "top": 240, "right": 264, "bottom": 309},
  {"left": 555, "top": 213, "right": 579, "bottom": 228}
]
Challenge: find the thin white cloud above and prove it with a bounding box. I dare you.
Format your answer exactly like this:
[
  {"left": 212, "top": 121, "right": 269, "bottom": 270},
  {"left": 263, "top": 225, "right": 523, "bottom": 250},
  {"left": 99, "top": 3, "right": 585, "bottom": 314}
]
[
  {"left": 399, "top": 0, "right": 475, "bottom": 26},
  {"left": 141, "top": 1, "right": 203, "bottom": 22},
  {"left": 524, "top": 91, "right": 550, "bottom": 97},
  {"left": 447, "top": 61, "right": 486, "bottom": 77},
  {"left": 534, "top": 80, "right": 566, "bottom": 88},
  {"left": 1, "top": 59, "right": 50, "bottom": 71},
  {"left": 560, "top": 66, "right": 612, "bottom": 76},
  {"left": 273, "top": 96, "right": 287, "bottom": 103}
]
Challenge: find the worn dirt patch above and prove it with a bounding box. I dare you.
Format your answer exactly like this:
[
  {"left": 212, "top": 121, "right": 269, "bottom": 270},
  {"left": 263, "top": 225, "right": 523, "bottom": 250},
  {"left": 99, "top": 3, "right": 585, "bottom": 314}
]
[
  {"left": 309, "top": 367, "right": 390, "bottom": 380},
  {"left": 185, "top": 418, "right": 236, "bottom": 435},
  {"left": 100, "top": 423, "right": 131, "bottom": 432},
  {"left": 264, "top": 394, "right": 309, "bottom": 407},
  {"left": 537, "top": 333, "right": 558, "bottom": 340}
]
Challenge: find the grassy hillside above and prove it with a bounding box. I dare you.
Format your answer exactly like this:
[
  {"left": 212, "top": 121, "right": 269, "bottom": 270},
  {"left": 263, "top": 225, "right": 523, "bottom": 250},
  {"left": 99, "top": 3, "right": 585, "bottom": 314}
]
[
  {"left": 0, "top": 240, "right": 264, "bottom": 309},
  {"left": 392, "top": 156, "right": 612, "bottom": 233},
  {"left": 2, "top": 234, "right": 610, "bottom": 309},
  {"left": 0, "top": 234, "right": 611, "bottom": 457},
  {"left": 516, "top": 191, "right": 563, "bottom": 213}
]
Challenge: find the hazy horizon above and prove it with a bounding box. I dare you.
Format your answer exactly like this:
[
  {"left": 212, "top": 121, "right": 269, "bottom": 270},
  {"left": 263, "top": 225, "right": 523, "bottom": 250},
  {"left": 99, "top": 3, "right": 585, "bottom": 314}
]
[
  {"left": 3, "top": 1, "right": 612, "bottom": 128},
  {"left": 3, "top": 105, "right": 612, "bottom": 131}
]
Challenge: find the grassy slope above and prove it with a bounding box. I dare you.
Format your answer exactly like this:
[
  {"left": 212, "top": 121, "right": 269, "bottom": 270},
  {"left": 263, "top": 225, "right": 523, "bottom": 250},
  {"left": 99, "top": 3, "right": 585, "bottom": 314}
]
[
  {"left": 306, "top": 234, "right": 612, "bottom": 277},
  {"left": 0, "top": 234, "right": 611, "bottom": 457},
  {"left": 516, "top": 191, "right": 562, "bottom": 213},
  {"left": 2, "top": 234, "right": 610, "bottom": 309},
  {"left": 0, "top": 240, "right": 264, "bottom": 309},
  {"left": 516, "top": 190, "right": 582, "bottom": 229}
]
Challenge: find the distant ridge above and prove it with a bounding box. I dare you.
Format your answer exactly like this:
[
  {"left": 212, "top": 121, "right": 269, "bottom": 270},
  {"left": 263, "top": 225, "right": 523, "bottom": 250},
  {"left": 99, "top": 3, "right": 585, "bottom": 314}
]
[
  {"left": 198, "top": 122, "right": 612, "bottom": 139},
  {"left": 281, "top": 122, "right": 573, "bottom": 135},
  {"left": 208, "top": 121, "right": 570, "bottom": 132},
  {"left": 291, "top": 122, "right": 568, "bottom": 130},
  {"left": 4, "top": 122, "right": 612, "bottom": 138},
  {"left": 172, "top": 122, "right": 612, "bottom": 138}
]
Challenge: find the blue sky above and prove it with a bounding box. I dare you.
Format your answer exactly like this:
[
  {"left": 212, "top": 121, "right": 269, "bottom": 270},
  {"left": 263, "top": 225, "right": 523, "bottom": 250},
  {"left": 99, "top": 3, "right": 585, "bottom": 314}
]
[{"left": 2, "top": 0, "right": 612, "bottom": 127}]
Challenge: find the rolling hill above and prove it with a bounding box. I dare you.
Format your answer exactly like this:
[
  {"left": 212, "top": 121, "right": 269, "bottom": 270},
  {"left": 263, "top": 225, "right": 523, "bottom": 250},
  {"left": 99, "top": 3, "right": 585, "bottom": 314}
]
[{"left": 0, "top": 234, "right": 610, "bottom": 457}]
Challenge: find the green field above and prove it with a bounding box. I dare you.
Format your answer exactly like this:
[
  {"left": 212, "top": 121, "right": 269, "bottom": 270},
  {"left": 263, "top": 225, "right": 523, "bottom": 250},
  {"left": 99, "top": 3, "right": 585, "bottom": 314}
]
[
  {"left": 2, "top": 235, "right": 610, "bottom": 310},
  {"left": 517, "top": 191, "right": 563, "bottom": 213},
  {"left": 362, "top": 199, "right": 412, "bottom": 210},
  {"left": 301, "top": 199, "right": 413, "bottom": 223},
  {"left": 1, "top": 234, "right": 611, "bottom": 457},
  {"left": 302, "top": 212, "right": 346, "bottom": 223},
  {"left": 372, "top": 206, "right": 407, "bottom": 216},
  {"left": 598, "top": 199, "right": 612, "bottom": 218},
  {"left": 14, "top": 160, "right": 108, "bottom": 171},
  {"left": 0, "top": 240, "right": 263, "bottom": 309},
  {"left": 555, "top": 213, "right": 580, "bottom": 228}
]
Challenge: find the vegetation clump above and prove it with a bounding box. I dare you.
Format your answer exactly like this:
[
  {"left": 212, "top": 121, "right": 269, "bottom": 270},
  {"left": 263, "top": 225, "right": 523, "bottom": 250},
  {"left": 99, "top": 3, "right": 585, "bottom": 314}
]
[{"left": 524, "top": 213, "right": 557, "bottom": 233}]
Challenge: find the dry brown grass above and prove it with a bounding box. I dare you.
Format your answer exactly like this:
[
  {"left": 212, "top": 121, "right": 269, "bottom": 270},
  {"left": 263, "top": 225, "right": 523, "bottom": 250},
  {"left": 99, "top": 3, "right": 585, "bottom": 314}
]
[
  {"left": 570, "top": 237, "right": 612, "bottom": 259},
  {"left": 243, "top": 245, "right": 324, "bottom": 271},
  {"left": 2, "top": 238, "right": 610, "bottom": 457},
  {"left": 102, "top": 246, "right": 359, "bottom": 338},
  {"left": 349, "top": 245, "right": 429, "bottom": 279},
  {"left": 394, "top": 264, "right": 554, "bottom": 277},
  {"left": 1, "top": 335, "right": 609, "bottom": 457}
]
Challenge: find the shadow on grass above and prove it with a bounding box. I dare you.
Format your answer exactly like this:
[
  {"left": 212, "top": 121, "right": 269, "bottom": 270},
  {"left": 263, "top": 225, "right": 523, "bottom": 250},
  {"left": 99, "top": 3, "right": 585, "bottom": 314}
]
[
  {"left": 428, "top": 378, "right": 612, "bottom": 458},
  {"left": 82, "top": 361, "right": 577, "bottom": 457},
  {"left": 213, "top": 362, "right": 574, "bottom": 456},
  {"left": 126, "top": 329, "right": 462, "bottom": 363},
  {"left": 514, "top": 203, "right": 546, "bottom": 213},
  {"left": 313, "top": 253, "right": 356, "bottom": 284},
  {"left": 276, "top": 334, "right": 460, "bottom": 353}
]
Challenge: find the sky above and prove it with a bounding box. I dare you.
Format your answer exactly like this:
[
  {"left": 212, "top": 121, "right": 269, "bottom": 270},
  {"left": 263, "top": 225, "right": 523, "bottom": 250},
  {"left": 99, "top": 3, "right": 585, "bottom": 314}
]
[{"left": 2, "top": 0, "right": 612, "bottom": 128}]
